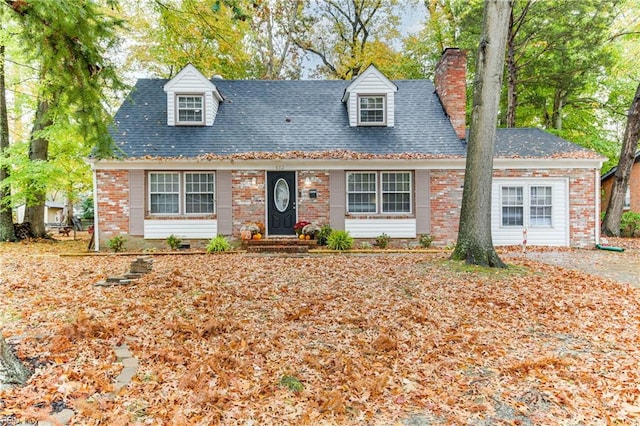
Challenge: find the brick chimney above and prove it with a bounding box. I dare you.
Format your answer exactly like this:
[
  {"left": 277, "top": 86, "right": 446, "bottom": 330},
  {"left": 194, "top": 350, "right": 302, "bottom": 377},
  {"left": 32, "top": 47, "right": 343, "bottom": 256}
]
[{"left": 434, "top": 48, "right": 467, "bottom": 139}]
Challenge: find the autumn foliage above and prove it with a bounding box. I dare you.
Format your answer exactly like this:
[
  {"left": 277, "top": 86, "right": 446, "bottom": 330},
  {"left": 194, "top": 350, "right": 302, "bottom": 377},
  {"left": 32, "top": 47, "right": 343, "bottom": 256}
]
[{"left": 1, "top": 239, "right": 640, "bottom": 424}]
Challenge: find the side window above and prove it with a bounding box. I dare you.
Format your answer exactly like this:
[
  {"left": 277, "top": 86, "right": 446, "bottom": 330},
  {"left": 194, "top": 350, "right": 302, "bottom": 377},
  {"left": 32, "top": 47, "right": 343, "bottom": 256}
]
[
  {"left": 529, "top": 186, "right": 552, "bottom": 226},
  {"left": 501, "top": 186, "right": 523, "bottom": 226}
]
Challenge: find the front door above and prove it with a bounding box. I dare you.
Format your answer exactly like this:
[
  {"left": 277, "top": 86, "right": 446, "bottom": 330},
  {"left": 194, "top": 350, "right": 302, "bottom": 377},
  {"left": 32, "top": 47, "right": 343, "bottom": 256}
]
[{"left": 267, "top": 171, "right": 296, "bottom": 236}]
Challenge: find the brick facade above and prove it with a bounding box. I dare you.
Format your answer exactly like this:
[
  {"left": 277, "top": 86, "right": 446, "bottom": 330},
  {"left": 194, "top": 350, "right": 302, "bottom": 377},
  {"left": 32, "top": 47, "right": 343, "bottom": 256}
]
[
  {"left": 434, "top": 48, "right": 467, "bottom": 139},
  {"left": 429, "top": 168, "right": 599, "bottom": 248},
  {"left": 95, "top": 170, "right": 130, "bottom": 240},
  {"left": 297, "top": 171, "right": 331, "bottom": 226},
  {"left": 601, "top": 160, "right": 640, "bottom": 213},
  {"left": 95, "top": 166, "right": 599, "bottom": 249},
  {"left": 231, "top": 171, "right": 266, "bottom": 235}
]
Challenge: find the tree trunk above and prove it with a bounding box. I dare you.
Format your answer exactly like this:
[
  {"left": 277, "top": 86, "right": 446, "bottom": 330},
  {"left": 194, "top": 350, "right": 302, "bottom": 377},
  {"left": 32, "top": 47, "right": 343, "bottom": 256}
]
[
  {"left": 451, "top": 0, "right": 513, "bottom": 268},
  {"left": 24, "top": 99, "right": 51, "bottom": 238},
  {"left": 505, "top": 9, "right": 517, "bottom": 128},
  {"left": 602, "top": 83, "right": 640, "bottom": 237},
  {"left": 0, "top": 333, "right": 30, "bottom": 390},
  {"left": 551, "top": 89, "right": 564, "bottom": 130},
  {"left": 0, "top": 43, "right": 16, "bottom": 242}
]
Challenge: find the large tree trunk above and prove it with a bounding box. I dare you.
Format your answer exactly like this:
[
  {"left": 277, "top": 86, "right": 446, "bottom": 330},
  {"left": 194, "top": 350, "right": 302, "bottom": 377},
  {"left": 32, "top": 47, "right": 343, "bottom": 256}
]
[
  {"left": 451, "top": 0, "right": 513, "bottom": 267},
  {"left": 602, "top": 83, "right": 640, "bottom": 237},
  {"left": 0, "top": 333, "right": 30, "bottom": 389},
  {"left": 505, "top": 9, "right": 517, "bottom": 127},
  {"left": 24, "top": 99, "right": 51, "bottom": 238},
  {"left": 0, "top": 43, "right": 16, "bottom": 242}
]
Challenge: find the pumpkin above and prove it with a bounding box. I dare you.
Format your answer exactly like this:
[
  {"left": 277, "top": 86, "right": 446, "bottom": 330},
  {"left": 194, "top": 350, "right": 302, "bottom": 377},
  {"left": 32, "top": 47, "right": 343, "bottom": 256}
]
[
  {"left": 305, "top": 234, "right": 311, "bottom": 240},
  {"left": 241, "top": 230, "right": 252, "bottom": 240},
  {"left": 299, "top": 234, "right": 305, "bottom": 240},
  {"left": 253, "top": 233, "right": 262, "bottom": 240}
]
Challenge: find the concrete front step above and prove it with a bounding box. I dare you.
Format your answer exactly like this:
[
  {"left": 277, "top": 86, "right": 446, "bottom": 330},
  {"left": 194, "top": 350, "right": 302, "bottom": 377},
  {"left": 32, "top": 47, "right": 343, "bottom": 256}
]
[
  {"left": 242, "top": 238, "right": 318, "bottom": 253},
  {"left": 243, "top": 238, "right": 317, "bottom": 246},
  {"left": 245, "top": 244, "right": 310, "bottom": 254}
]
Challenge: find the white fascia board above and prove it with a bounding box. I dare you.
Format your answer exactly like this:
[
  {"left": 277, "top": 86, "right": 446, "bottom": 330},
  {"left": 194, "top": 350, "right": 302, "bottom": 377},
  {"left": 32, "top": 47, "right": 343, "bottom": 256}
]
[
  {"left": 493, "top": 157, "right": 605, "bottom": 169},
  {"left": 163, "top": 64, "right": 217, "bottom": 92},
  {"left": 341, "top": 64, "right": 398, "bottom": 102},
  {"left": 91, "top": 158, "right": 465, "bottom": 171},
  {"left": 90, "top": 156, "right": 603, "bottom": 171}
]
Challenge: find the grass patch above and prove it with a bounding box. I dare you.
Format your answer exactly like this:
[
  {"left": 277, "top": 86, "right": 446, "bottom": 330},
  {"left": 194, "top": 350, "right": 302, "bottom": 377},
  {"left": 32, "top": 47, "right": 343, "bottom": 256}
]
[
  {"left": 438, "top": 259, "right": 530, "bottom": 277},
  {"left": 279, "top": 375, "right": 304, "bottom": 393}
]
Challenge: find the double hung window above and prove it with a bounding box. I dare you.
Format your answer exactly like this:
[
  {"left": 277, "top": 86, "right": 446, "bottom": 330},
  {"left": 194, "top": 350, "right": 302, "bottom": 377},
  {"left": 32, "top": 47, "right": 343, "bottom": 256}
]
[
  {"left": 501, "top": 185, "right": 552, "bottom": 227},
  {"left": 347, "top": 172, "right": 412, "bottom": 214},
  {"left": 358, "top": 95, "right": 385, "bottom": 125},
  {"left": 529, "top": 186, "right": 552, "bottom": 226},
  {"left": 149, "top": 172, "right": 215, "bottom": 215},
  {"left": 177, "top": 95, "right": 204, "bottom": 124}
]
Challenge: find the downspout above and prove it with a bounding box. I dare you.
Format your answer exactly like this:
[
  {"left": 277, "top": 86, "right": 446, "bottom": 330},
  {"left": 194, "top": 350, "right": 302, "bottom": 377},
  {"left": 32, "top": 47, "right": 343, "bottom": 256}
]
[
  {"left": 92, "top": 166, "right": 100, "bottom": 251},
  {"left": 594, "top": 167, "right": 600, "bottom": 246}
]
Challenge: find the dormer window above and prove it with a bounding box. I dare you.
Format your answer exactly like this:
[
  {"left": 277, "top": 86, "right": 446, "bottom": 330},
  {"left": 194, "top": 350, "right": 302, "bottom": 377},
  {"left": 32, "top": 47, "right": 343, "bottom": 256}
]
[
  {"left": 358, "top": 95, "right": 386, "bottom": 125},
  {"left": 177, "top": 95, "right": 204, "bottom": 125},
  {"left": 341, "top": 65, "right": 397, "bottom": 128}
]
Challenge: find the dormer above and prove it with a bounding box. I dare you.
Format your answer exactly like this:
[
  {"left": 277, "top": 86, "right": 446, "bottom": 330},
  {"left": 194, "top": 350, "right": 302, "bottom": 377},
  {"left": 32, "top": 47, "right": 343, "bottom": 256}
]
[
  {"left": 341, "top": 64, "right": 398, "bottom": 127},
  {"left": 163, "top": 64, "right": 223, "bottom": 127}
]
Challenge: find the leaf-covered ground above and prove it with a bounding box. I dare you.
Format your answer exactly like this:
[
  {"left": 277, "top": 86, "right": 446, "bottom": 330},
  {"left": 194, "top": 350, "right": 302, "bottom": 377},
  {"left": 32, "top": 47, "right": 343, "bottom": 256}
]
[{"left": 1, "top": 238, "right": 640, "bottom": 425}]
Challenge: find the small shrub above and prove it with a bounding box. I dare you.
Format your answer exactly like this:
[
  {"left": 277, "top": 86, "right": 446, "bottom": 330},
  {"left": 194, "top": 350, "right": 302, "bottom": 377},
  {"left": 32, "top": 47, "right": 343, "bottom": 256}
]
[
  {"left": 359, "top": 241, "right": 372, "bottom": 249},
  {"left": 107, "top": 235, "right": 125, "bottom": 253},
  {"left": 375, "top": 233, "right": 390, "bottom": 249},
  {"left": 279, "top": 375, "right": 304, "bottom": 393},
  {"left": 327, "top": 230, "right": 353, "bottom": 250},
  {"left": 620, "top": 211, "right": 640, "bottom": 237},
  {"left": 206, "top": 235, "right": 231, "bottom": 253},
  {"left": 166, "top": 234, "right": 182, "bottom": 250},
  {"left": 419, "top": 234, "right": 434, "bottom": 248},
  {"left": 316, "top": 224, "right": 332, "bottom": 246}
]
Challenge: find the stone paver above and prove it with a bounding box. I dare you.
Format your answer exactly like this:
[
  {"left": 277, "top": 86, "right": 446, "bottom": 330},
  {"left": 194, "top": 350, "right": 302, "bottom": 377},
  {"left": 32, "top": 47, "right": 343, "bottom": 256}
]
[{"left": 113, "top": 343, "right": 139, "bottom": 392}]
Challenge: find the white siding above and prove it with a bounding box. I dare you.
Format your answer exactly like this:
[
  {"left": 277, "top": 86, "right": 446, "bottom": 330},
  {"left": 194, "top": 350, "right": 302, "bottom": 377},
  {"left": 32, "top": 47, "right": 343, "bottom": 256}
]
[
  {"left": 144, "top": 219, "right": 218, "bottom": 239},
  {"left": 164, "top": 65, "right": 220, "bottom": 127},
  {"left": 345, "top": 218, "right": 416, "bottom": 238},
  {"left": 387, "top": 92, "right": 395, "bottom": 127},
  {"left": 343, "top": 65, "right": 397, "bottom": 127},
  {"left": 491, "top": 178, "right": 569, "bottom": 246},
  {"left": 167, "top": 94, "right": 175, "bottom": 126}
]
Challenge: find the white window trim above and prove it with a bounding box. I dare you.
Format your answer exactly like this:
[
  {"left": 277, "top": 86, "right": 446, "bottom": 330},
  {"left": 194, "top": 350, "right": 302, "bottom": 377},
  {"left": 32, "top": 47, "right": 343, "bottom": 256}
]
[
  {"left": 357, "top": 94, "right": 386, "bottom": 126},
  {"left": 149, "top": 172, "right": 180, "bottom": 215},
  {"left": 176, "top": 94, "right": 205, "bottom": 126},
  {"left": 624, "top": 187, "right": 631, "bottom": 209},
  {"left": 529, "top": 185, "right": 553, "bottom": 227},
  {"left": 500, "top": 184, "right": 553, "bottom": 228},
  {"left": 148, "top": 171, "right": 216, "bottom": 216},
  {"left": 184, "top": 172, "right": 216, "bottom": 215},
  {"left": 347, "top": 171, "right": 377, "bottom": 214},
  {"left": 346, "top": 171, "right": 413, "bottom": 215}
]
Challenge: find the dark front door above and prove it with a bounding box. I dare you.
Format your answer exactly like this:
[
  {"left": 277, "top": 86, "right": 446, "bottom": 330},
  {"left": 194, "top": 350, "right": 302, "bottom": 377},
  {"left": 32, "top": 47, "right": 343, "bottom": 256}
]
[{"left": 267, "top": 171, "right": 296, "bottom": 236}]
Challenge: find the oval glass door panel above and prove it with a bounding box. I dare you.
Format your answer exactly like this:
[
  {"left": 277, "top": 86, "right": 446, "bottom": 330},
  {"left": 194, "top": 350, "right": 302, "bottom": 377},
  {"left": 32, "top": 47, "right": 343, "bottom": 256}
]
[{"left": 274, "top": 178, "right": 290, "bottom": 212}]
